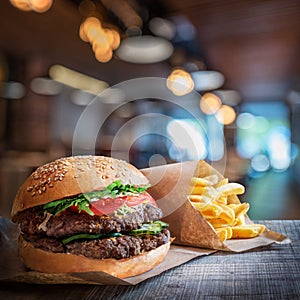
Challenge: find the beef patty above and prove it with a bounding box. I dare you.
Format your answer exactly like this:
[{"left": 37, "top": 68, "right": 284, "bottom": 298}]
[
  {"left": 26, "top": 229, "right": 170, "bottom": 260},
  {"left": 17, "top": 203, "right": 163, "bottom": 238}
]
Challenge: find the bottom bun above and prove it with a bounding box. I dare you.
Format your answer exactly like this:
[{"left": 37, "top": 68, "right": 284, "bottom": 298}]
[{"left": 18, "top": 236, "right": 170, "bottom": 279}]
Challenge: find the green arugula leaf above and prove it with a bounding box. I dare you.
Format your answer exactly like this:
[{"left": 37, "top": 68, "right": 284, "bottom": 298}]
[
  {"left": 43, "top": 195, "right": 95, "bottom": 216},
  {"left": 85, "top": 180, "right": 150, "bottom": 200}
]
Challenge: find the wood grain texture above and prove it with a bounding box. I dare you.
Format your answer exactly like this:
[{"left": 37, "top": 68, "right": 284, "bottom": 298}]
[{"left": 0, "top": 220, "right": 299, "bottom": 299}]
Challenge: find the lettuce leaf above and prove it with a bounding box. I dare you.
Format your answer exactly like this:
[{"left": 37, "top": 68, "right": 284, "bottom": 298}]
[{"left": 43, "top": 180, "right": 150, "bottom": 216}]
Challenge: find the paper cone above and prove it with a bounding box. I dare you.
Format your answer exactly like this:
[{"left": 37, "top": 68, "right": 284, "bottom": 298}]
[{"left": 142, "top": 160, "right": 288, "bottom": 252}]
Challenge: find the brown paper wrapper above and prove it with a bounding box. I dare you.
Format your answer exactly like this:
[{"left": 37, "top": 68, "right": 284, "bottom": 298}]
[
  {"left": 141, "top": 160, "right": 289, "bottom": 252},
  {"left": 0, "top": 160, "right": 289, "bottom": 285}
]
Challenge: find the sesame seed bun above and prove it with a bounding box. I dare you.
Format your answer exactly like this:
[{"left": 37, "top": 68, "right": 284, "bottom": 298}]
[
  {"left": 11, "top": 155, "right": 149, "bottom": 220},
  {"left": 18, "top": 236, "right": 171, "bottom": 278}
]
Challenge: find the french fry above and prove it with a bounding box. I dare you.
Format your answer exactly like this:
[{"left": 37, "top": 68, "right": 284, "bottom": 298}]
[
  {"left": 203, "top": 175, "right": 219, "bottom": 185},
  {"left": 188, "top": 185, "right": 205, "bottom": 195},
  {"left": 228, "top": 203, "right": 249, "bottom": 218},
  {"left": 231, "top": 224, "right": 266, "bottom": 239},
  {"left": 215, "top": 227, "right": 233, "bottom": 242},
  {"left": 214, "top": 195, "right": 228, "bottom": 205},
  {"left": 190, "top": 176, "right": 215, "bottom": 187},
  {"left": 213, "top": 178, "right": 228, "bottom": 188},
  {"left": 202, "top": 186, "right": 218, "bottom": 200},
  {"left": 195, "top": 203, "right": 223, "bottom": 219},
  {"left": 208, "top": 218, "right": 230, "bottom": 228},
  {"left": 217, "top": 203, "right": 235, "bottom": 225},
  {"left": 189, "top": 173, "right": 265, "bottom": 242},
  {"left": 189, "top": 185, "right": 218, "bottom": 199},
  {"left": 216, "top": 182, "right": 245, "bottom": 196},
  {"left": 188, "top": 195, "right": 212, "bottom": 206},
  {"left": 225, "top": 226, "right": 233, "bottom": 239},
  {"left": 232, "top": 213, "right": 246, "bottom": 226}
]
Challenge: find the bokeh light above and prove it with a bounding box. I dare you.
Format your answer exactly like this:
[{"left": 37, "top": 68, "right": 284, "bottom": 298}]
[
  {"left": 79, "top": 17, "right": 121, "bottom": 63},
  {"left": 200, "top": 92, "right": 222, "bottom": 115},
  {"left": 10, "top": 0, "right": 53, "bottom": 13},
  {"left": 251, "top": 154, "right": 270, "bottom": 172},
  {"left": 166, "top": 69, "right": 194, "bottom": 96},
  {"left": 236, "top": 102, "right": 292, "bottom": 172},
  {"left": 167, "top": 119, "right": 207, "bottom": 160},
  {"left": 215, "top": 105, "right": 236, "bottom": 125},
  {"left": 236, "top": 112, "right": 256, "bottom": 129}
]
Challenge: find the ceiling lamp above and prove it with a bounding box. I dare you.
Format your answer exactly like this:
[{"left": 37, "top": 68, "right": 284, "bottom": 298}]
[
  {"left": 191, "top": 70, "right": 225, "bottom": 91},
  {"left": 115, "top": 35, "right": 173, "bottom": 64},
  {"left": 30, "top": 77, "right": 62, "bottom": 96},
  {"left": 1, "top": 81, "right": 26, "bottom": 99},
  {"left": 166, "top": 69, "right": 194, "bottom": 96},
  {"left": 49, "top": 64, "right": 109, "bottom": 95},
  {"left": 9, "top": 0, "right": 53, "bottom": 13},
  {"left": 214, "top": 89, "right": 241, "bottom": 106},
  {"left": 148, "top": 17, "right": 176, "bottom": 40}
]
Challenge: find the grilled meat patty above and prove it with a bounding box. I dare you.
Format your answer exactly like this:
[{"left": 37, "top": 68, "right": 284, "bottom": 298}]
[
  {"left": 17, "top": 203, "right": 163, "bottom": 238},
  {"left": 24, "top": 229, "right": 170, "bottom": 260}
]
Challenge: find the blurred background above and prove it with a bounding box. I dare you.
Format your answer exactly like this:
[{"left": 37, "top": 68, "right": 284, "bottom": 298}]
[{"left": 0, "top": 0, "right": 300, "bottom": 220}]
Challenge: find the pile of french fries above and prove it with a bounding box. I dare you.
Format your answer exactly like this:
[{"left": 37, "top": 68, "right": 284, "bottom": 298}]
[{"left": 188, "top": 175, "right": 265, "bottom": 242}]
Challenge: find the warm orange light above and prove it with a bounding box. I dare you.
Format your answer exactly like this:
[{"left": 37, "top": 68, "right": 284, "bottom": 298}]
[
  {"left": 79, "top": 17, "right": 120, "bottom": 63},
  {"left": 200, "top": 93, "right": 222, "bottom": 115},
  {"left": 84, "top": 17, "right": 102, "bottom": 29},
  {"left": 215, "top": 105, "right": 236, "bottom": 125},
  {"left": 79, "top": 23, "right": 89, "bottom": 42},
  {"left": 92, "top": 36, "right": 110, "bottom": 54},
  {"left": 109, "top": 29, "right": 121, "bottom": 50},
  {"left": 104, "top": 29, "right": 121, "bottom": 50},
  {"left": 95, "top": 48, "right": 113, "bottom": 63},
  {"left": 80, "top": 18, "right": 102, "bottom": 43},
  {"left": 10, "top": 0, "right": 53, "bottom": 13},
  {"left": 10, "top": 0, "right": 31, "bottom": 11},
  {"left": 166, "top": 69, "right": 194, "bottom": 96},
  {"left": 30, "top": 0, "right": 53, "bottom": 12},
  {"left": 85, "top": 26, "right": 103, "bottom": 42}
]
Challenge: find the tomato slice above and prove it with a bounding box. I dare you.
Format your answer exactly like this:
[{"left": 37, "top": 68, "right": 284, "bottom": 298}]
[{"left": 89, "top": 192, "right": 156, "bottom": 216}]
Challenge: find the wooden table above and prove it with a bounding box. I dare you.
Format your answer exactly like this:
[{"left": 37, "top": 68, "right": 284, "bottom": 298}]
[{"left": 0, "top": 220, "right": 299, "bottom": 299}]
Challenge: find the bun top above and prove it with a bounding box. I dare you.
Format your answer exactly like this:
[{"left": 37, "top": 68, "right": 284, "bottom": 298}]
[{"left": 11, "top": 155, "right": 148, "bottom": 219}]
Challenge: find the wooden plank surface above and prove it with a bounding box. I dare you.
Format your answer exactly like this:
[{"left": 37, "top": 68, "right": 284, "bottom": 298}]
[{"left": 0, "top": 220, "right": 299, "bottom": 299}]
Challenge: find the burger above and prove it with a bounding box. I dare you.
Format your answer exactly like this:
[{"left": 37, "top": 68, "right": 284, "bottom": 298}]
[{"left": 11, "top": 155, "right": 171, "bottom": 279}]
